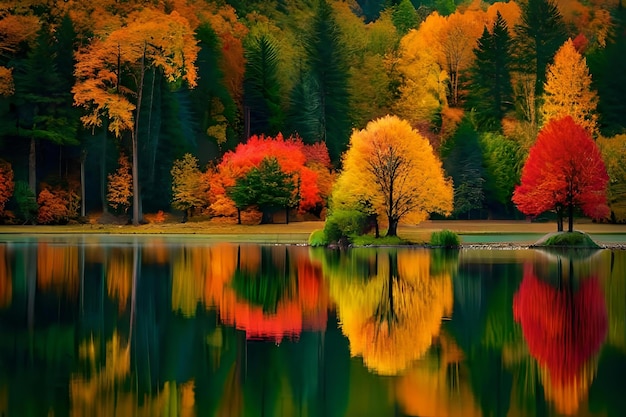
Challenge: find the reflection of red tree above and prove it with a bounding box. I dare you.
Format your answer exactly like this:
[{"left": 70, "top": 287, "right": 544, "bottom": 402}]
[
  {"left": 207, "top": 246, "right": 328, "bottom": 342},
  {"left": 513, "top": 263, "right": 607, "bottom": 414}
]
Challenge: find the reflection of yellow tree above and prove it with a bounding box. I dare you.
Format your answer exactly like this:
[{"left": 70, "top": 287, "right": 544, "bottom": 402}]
[
  {"left": 600, "top": 250, "right": 626, "bottom": 351},
  {"left": 0, "top": 244, "right": 11, "bottom": 308},
  {"left": 172, "top": 246, "right": 208, "bottom": 316},
  {"left": 106, "top": 248, "right": 133, "bottom": 312},
  {"left": 72, "top": 331, "right": 196, "bottom": 416},
  {"left": 332, "top": 249, "right": 453, "bottom": 375},
  {"left": 396, "top": 332, "right": 482, "bottom": 417},
  {"left": 37, "top": 242, "right": 78, "bottom": 298}
]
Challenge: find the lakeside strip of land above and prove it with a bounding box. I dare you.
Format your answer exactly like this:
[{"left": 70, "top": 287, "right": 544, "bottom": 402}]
[{"left": 1, "top": 219, "right": 625, "bottom": 248}]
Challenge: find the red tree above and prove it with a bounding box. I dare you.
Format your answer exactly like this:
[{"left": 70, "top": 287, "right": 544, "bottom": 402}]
[
  {"left": 209, "top": 134, "right": 327, "bottom": 221},
  {"left": 512, "top": 116, "right": 609, "bottom": 232}
]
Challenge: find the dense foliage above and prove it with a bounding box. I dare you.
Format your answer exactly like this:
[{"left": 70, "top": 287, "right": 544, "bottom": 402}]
[{"left": 0, "top": 0, "right": 624, "bottom": 225}]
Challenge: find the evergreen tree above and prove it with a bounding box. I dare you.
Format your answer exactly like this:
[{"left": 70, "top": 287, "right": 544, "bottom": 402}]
[
  {"left": 243, "top": 34, "right": 284, "bottom": 137},
  {"left": 514, "top": 0, "right": 568, "bottom": 96},
  {"left": 296, "top": 0, "right": 352, "bottom": 165},
  {"left": 391, "top": 0, "right": 419, "bottom": 35},
  {"left": 442, "top": 120, "right": 486, "bottom": 219},
  {"left": 12, "top": 24, "right": 79, "bottom": 192},
  {"left": 467, "top": 12, "right": 513, "bottom": 131}
]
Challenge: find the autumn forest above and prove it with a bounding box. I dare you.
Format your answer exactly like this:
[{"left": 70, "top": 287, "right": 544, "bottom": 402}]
[{"left": 1, "top": 0, "right": 625, "bottom": 227}]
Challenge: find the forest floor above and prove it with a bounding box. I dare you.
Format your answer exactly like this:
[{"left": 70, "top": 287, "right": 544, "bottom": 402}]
[{"left": 0, "top": 218, "right": 624, "bottom": 247}]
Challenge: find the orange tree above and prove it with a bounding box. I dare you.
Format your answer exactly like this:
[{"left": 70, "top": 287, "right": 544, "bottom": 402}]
[{"left": 512, "top": 116, "right": 609, "bottom": 231}]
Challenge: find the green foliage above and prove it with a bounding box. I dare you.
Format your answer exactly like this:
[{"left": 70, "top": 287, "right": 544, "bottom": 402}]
[
  {"left": 350, "top": 234, "right": 409, "bottom": 246},
  {"left": 467, "top": 13, "right": 513, "bottom": 131},
  {"left": 308, "top": 229, "right": 328, "bottom": 246},
  {"left": 539, "top": 231, "right": 601, "bottom": 248},
  {"left": 391, "top": 0, "right": 419, "bottom": 35},
  {"left": 429, "top": 229, "right": 461, "bottom": 247},
  {"left": 443, "top": 119, "right": 485, "bottom": 218},
  {"left": 244, "top": 33, "right": 284, "bottom": 136},
  {"left": 513, "top": 0, "right": 568, "bottom": 96},
  {"left": 480, "top": 132, "right": 522, "bottom": 208},
  {"left": 227, "top": 157, "right": 297, "bottom": 223},
  {"left": 323, "top": 209, "right": 369, "bottom": 243},
  {"left": 13, "top": 180, "right": 38, "bottom": 224}
]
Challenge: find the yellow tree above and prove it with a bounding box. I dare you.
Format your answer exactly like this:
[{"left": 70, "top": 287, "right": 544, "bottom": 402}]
[
  {"left": 171, "top": 153, "right": 208, "bottom": 222},
  {"left": 332, "top": 115, "right": 453, "bottom": 236},
  {"left": 541, "top": 39, "right": 599, "bottom": 134},
  {"left": 73, "top": 8, "right": 199, "bottom": 225},
  {"left": 597, "top": 134, "right": 626, "bottom": 222},
  {"left": 393, "top": 25, "right": 448, "bottom": 128}
]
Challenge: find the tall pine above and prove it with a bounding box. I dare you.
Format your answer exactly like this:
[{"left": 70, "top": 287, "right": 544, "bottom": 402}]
[
  {"left": 293, "top": 0, "right": 352, "bottom": 165},
  {"left": 467, "top": 12, "right": 513, "bottom": 131}
]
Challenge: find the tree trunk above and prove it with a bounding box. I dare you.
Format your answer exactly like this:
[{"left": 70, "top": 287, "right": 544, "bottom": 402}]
[
  {"left": 28, "top": 137, "right": 36, "bottom": 194},
  {"left": 387, "top": 216, "right": 398, "bottom": 237},
  {"left": 131, "top": 45, "right": 147, "bottom": 226},
  {"left": 100, "top": 128, "right": 108, "bottom": 213},
  {"left": 80, "top": 149, "right": 86, "bottom": 217},
  {"left": 556, "top": 206, "right": 563, "bottom": 232},
  {"left": 568, "top": 204, "right": 574, "bottom": 232},
  {"left": 261, "top": 209, "right": 273, "bottom": 224}
]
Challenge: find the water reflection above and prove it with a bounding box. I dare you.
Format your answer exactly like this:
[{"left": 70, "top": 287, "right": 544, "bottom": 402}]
[{"left": 0, "top": 236, "right": 624, "bottom": 417}]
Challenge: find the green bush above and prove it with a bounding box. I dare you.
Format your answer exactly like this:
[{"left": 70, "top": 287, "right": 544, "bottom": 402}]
[
  {"left": 430, "top": 229, "right": 460, "bottom": 247},
  {"left": 542, "top": 232, "right": 600, "bottom": 248},
  {"left": 308, "top": 229, "right": 328, "bottom": 247},
  {"left": 323, "top": 209, "right": 368, "bottom": 243}
]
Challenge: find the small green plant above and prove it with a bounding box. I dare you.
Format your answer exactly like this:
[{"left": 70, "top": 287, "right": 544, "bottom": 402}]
[
  {"left": 430, "top": 229, "right": 460, "bottom": 247},
  {"left": 308, "top": 229, "right": 328, "bottom": 247},
  {"left": 13, "top": 181, "right": 38, "bottom": 224}
]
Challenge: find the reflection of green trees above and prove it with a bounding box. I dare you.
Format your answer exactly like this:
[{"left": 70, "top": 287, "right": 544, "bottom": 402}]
[{"left": 230, "top": 246, "right": 294, "bottom": 314}]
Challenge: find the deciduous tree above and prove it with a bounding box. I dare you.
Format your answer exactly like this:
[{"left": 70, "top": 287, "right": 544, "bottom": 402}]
[
  {"left": 332, "top": 115, "right": 453, "bottom": 237},
  {"left": 512, "top": 116, "right": 609, "bottom": 231},
  {"left": 107, "top": 154, "right": 133, "bottom": 214},
  {"left": 73, "top": 8, "right": 199, "bottom": 225},
  {"left": 597, "top": 134, "right": 626, "bottom": 223},
  {"left": 541, "top": 39, "right": 599, "bottom": 135},
  {"left": 171, "top": 153, "right": 207, "bottom": 222}
]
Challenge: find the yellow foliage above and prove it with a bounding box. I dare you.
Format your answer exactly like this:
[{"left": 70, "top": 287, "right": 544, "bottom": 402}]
[
  {"left": 333, "top": 115, "right": 453, "bottom": 228},
  {"left": 597, "top": 134, "right": 626, "bottom": 222},
  {"left": 539, "top": 359, "right": 598, "bottom": 416},
  {"left": 171, "top": 153, "right": 207, "bottom": 211},
  {"left": 106, "top": 248, "right": 133, "bottom": 312},
  {"left": 541, "top": 39, "right": 599, "bottom": 135},
  {"left": 172, "top": 246, "right": 209, "bottom": 316},
  {"left": 331, "top": 249, "right": 453, "bottom": 375}
]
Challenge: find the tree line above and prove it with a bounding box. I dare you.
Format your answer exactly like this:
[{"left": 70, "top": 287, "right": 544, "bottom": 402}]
[{"left": 0, "top": 0, "right": 624, "bottom": 226}]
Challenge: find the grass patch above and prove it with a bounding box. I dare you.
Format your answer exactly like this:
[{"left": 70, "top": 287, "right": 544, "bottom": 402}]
[
  {"left": 351, "top": 234, "right": 411, "bottom": 246},
  {"left": 429, "top": 229, "right": 460, "bottom": 248},
  {"left": 535, "top": 231, "right": 601, "bottom": 248}
]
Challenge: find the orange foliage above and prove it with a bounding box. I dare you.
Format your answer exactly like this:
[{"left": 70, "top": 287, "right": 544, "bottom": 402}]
[
  {"left": 0, "top": 245, "right": 11, "bottom": 308},
  {"left": 37, "top": 186, "right": 79, "bottom": 224},
  {"left": 106, "top": 248, "right": 133, "bottom": 312},
  {"left": 539, "top": 360, "right": 598, "bottom": 415},
  {"left": 0, "top": 160, "right": 14, "bottom": 216},
  {"left": 107, "top": 154, "right": 133, "bottom": 213},
  {"left": 37, "top": 242, "right": 79, "bottom": 298},
  {"left": 141, "top": 238, "right": 170, "bottom": 265}
]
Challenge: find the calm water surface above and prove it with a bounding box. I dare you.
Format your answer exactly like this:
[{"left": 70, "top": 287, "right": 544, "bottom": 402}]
[{"left": 0, "top": 235, "right": 625, "bottom": 417}]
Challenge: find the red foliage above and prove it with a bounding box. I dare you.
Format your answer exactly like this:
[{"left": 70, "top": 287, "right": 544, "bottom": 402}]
[
  {"left": 512, "top": 116, "right": 610, "bottom": 221},
  {"left": 572, "top": 33, "right": 589, "bottom": 53},
  {"left": 210, "top": 134, "right": 328, "bottom": 217},
  {"left": 513, "top": 264, "right": 607, "bottom": 383}
]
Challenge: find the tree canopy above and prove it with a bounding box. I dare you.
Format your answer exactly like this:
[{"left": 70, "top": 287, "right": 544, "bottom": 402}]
[
  {"left": 512, "top": 116, "right": 610, "bottom": 231},
  {"left": 332, "top": 115, "right": 453, "bottom": 236}
]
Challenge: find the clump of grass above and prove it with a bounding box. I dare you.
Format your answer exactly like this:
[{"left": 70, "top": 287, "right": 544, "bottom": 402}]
[
  {"left": 351, "top": 234, "right": 410, "bottom": 246},
  {"left": 308, "top": 229, "right": 328, "bottom": 247},
  {"left": 541, "top": 231, "right": 600, "bottom": 248},
  {"left": 430, "top": 229, "right": 460, "bottom": 248}
]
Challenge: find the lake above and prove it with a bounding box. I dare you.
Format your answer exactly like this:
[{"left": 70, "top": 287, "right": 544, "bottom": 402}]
[{"left": 0, "top": 234, "right": 624, "bottom": 417}]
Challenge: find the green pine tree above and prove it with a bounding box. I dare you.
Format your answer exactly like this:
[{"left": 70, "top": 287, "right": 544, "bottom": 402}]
[{"left": 467, "top": 12, "right": 514, "bottom": 131}]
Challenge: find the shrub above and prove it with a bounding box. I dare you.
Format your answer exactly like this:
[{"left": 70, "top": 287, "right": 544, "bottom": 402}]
[
  {"left": 323, "top": 209, "right": 368, "bottom": 243},
  {"left": 430, "top": 229, "right": 460, "bottom": 247},
  {"left": 0, "top": 160, "right": 14, "bottom": 217},
  {"left": 308, "top": 229, "right": 328, "bottom": 247},
  {"left": 542, "top": 231, "right": 600, "bottom": 248}
]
